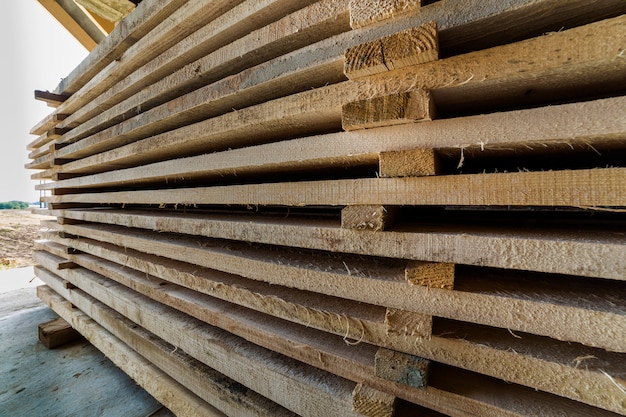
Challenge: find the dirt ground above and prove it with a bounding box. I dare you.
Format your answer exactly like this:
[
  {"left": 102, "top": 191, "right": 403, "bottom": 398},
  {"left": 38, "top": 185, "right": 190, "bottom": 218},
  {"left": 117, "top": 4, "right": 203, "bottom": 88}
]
[{"left": 0, "top": 210, "right": 53, "bottom": 269}]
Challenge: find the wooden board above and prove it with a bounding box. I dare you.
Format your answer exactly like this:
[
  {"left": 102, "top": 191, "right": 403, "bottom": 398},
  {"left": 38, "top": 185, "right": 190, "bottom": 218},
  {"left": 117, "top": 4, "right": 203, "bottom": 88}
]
[
  {"left": 48, "top": 16, "right": 626, "bottom": 172},
  {"left": 36, "top": 95, "right": 626, "bottom": 187},
  {"left": 42, "top": 167, "right": 626, "bottom": 208},
  {"left": 42, "top": 208, "right": 626, "bottom": 280},
  {"left": 34, "top": 252, "right": 626, "bottom": 414},
  {"left": 36, "top": 287, "right": 228, "bottom": 417},
  {"left": 37, "top": 221, "right": 626, "bottom": 351},
  {"left": 36, "top": 265, "right": 624, "bottom": 417}
]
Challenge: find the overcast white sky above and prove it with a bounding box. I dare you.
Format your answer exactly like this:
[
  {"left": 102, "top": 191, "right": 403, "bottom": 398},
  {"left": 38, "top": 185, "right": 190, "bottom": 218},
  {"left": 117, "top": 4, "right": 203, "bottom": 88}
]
[{"left": 1, "top": 2, "right": 88, "bottom": 203}]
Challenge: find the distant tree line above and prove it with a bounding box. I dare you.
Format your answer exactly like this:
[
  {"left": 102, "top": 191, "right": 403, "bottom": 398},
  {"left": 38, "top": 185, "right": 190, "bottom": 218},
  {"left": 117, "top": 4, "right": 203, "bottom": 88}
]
[{"left": 0, "top": 201, "right": 30, "bottom": 209}]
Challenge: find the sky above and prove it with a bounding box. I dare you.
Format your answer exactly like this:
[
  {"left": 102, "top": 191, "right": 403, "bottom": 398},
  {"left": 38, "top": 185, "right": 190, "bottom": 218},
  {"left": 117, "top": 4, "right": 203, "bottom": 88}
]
[{"left": 1, "top": 2, "right": 88, "bottom": 203}]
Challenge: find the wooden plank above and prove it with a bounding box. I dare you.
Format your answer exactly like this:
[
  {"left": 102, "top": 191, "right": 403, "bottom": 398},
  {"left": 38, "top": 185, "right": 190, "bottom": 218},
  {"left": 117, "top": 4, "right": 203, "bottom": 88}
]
[
  {"left": 38, "top": 221, "right": 626, "bottom": 350},
  {"left": 34, "top": 268, "right": 369, "bottom": 417},
  {"left": 74, "top": 0, "right": 135, "bottom": 22},
  {"left": 39, "top": 95, "right": 626, "bottom": 186},
  {"left": 344, "top": 21, "right": 438, "bottom": 79},
  {"left": 349, "top": 0, "right": 422, "bottom": 29},
  {"left": 34, "top": 90, "right": 70, "bottom": 107},
  {"left": 48, "top": 0, "right": 249, "bottom": 124},
  {"left": 379, "top": 148, "right": 442, "bottom": 177},
  {"left": 375, "top": 348, "right": 430, "bottom": 388},
  {"left": 341, "top": 205, "right": 400, "bottom": 231},
  {"left": 36, "top": 287, "right": 227, "bottom": 417},
  {"left": 37, "top": 0, "right": 101, "bottom": 51},
  {"left": 38, "top": 317, "right": 83, "bottom": 348},
  {"left": 34, "top": 253, "right": 626, "bottom": 414},
  {"left": 342, "top": 90, "right": 435, "bottom": 131},
  {"left": 52, "top": 0, "right": 188, "bottom": 96},
  {"left": 37, "top": 293, "right": 298, "bottom": 417},
  {"left": 29, "top": 111, "right": 69, "bottom": 137},
  {"left": 52, "top": 15, "right": 626, "bottom": 171},
  {"left": 405, "top": 261, "right": 454, "bottom": 290},
  {"left": 352, "top": 384, "right": 397, "bottom": 417},
  {"left": 53, "top": 0, "right": 350, "bottom": 154},
  {"left": 44, "top": 207, "right": 626, "bottom": 281},
  {"left": 42, "top": 167, "right": 626, "bottom": 208}
]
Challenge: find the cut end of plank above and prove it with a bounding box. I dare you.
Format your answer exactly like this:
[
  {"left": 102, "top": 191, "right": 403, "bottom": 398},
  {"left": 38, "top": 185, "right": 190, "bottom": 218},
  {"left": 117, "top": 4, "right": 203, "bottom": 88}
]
[
  {"left": 405, "top": 261, "right": 455, "bottom": 289},
  {"left": 34, "top": 90, "right": 71, "bottom": 107},
  {"left": 379, "top": 148, "right": 442, "bottom": 177},
  {"left": 341, "top": 205, "right": 400, "bottom": 231},
  {"left": 344, "top": 22, "right": 439, "bottom": 80},
  {"left": 375, "top": 347, "right": 430, "bottom": 388},
  {"left": 342, "top": 90, "right": 435, "bottom": 131},
  {"left": 352, "top": 383, "right": 397, "bottom": 417},
  {"left": 349, "top": 0, "right": 423, "bottom": 29},
  {"left": 385, "top": 308, "right": 433, "bottom": 338},
  {"left": 38, "top": 317, "right": 84, "bottom": 349}
]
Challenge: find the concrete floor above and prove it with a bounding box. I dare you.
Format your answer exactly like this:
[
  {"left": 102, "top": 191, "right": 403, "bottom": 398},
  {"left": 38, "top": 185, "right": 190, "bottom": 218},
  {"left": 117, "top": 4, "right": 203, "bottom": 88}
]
[{"left": 0, "top": 267, "right": 168, "bottom": 417}]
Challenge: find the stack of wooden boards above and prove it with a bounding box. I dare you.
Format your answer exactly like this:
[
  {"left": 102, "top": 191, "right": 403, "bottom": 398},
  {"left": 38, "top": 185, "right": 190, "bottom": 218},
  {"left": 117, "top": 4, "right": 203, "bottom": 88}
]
[{"left": 27, "top": 0, "right": 626, "bottom": 416}]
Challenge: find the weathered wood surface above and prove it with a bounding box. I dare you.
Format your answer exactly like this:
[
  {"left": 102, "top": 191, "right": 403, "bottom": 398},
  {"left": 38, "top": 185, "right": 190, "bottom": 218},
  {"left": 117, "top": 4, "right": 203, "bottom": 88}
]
[
  {"left": 53, "top": 0, "right": 349, "bottom": 148},
  {"left": 74, "top": 0, "right": 135, "bottom": 22},
  {"left": 38, "top": 317, "right": 83, "bottom": 349},
  {"left": 34, "top": 250, "right": 626, "bottom": 414},
  {"left": 37, "top": 221, "right": 626, "bottom": 351},
  {"left": 47, "top": 15, "right": 626, "bottom": 172},
  {"left": 38, "top": 289, "right": 297, "bottom": 417},
  {"left": 42, "top": 207, "right": 626, "bottom": 280},
  {"left": 42, "top": 167, "right": 626, "bottom": 208},
  {"left": 37, "top": 287, "right": 228, "bottom": 417},
  {"left": 34, "top": 268, "right": 369, "bottom": 417},
  {"left": 52, "top": 0, "right": 188, "bottom": 95},
  {"left": 36, "top": 96, "right": 626, "bottom": 187}
]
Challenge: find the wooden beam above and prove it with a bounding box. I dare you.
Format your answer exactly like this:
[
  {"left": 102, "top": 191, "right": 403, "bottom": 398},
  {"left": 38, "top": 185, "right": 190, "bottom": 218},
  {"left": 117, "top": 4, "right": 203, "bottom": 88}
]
[
  {"left": 35, "top": 267, "right": 368, "bottom": 417},
  {"left": 405, "top": 261, "right": 454, "bottom": 289},
  {"left": 42, "top": 167, "right": 626, "bottom": 208},
  {"left": 44, "top": 207, "right": 626, "bottom": 281},
  {"left": 352, "top": 384, "right": 397, "bottom": 417},
  {"left": 344, "top": 21, "right": 438, "bottom": 79},
  {"left": 38, "top": 96, "right": 626, "bottom": 186},
  {"left": 37, "top": 0, "right": 100, "bottom": 51},
  {"left": 342, "top": 90, "right": 435, "bottom": 131},
  {"left": 34, "top": 90, "right": 71, "bottom": 108},
  {"left": 38, "top": 221, "right": 626, "bottom": 351},
  {"left": 341, "top": 206, "right": 400, "bottom": 231},
  {"left": 51, "top": 15, "right": 626, "bottom": 171},
  {"left": 349, "top": 0, "right": 422, "bottom": 29},
  {"left": 37, "top": 287, "right": 228, "bottom": 417},
  {"left": 379, "top": 148, "right": 442, "bottom": 177},
  {"left": 375, "top": 348, "right": 430, "bottom": 388},
  {"left": 35, "top": 252, "right": 626, "bottom": 414},
  {"left": 38, "top": 317, "right": 83, "bottom": 348},
  {"left": 74, "top": 0, "right": 135, "bottom": 22}
]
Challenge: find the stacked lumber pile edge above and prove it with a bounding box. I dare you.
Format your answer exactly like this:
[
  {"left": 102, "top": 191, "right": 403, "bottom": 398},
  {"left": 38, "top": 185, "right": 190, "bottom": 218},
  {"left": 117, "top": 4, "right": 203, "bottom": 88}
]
[{"left": 27, "top": 0, "right": 626, "bottom": 416}]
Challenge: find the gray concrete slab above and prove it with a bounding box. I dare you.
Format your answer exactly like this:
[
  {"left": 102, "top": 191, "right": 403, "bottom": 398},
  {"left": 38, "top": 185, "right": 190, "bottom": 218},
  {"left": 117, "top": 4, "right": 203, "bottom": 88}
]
[{"left": 0, "top": 268, "right": 165, "bottom": 417}]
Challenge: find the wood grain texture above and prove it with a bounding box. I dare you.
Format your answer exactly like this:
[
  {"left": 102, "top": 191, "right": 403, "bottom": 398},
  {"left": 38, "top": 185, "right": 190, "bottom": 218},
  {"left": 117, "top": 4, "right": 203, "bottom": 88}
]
[
  {"left": 349, "top": 0, "right": 422, "bottom": 29},
  {"left": 379, "top": 148, "right": 442, "bottom": 177},
  {"left": 35, "top": 254, "right": 626, "bottom": 415},
  {"left": 352, "top": 384, "right": 397, "bottom": 417},
  {"left": 405, "top": 261, "right": 454, "bottom": 289},
  {"left": 38, "top": 220, "right": 626, "bottom": 351},
  {"left": 74, "top": 0, "right": 135, "bottom": 22},
  {"left": 342, "top": 90, "right": 434, "bottom": 130},
  {"left": 48, "top": 16, "right": 626, "bottom": 174},
  {"left": 35, "top": 267, "right": 367, "bottom": 417},
  {"left": 42, "top": 167, "right": 626, "bottom": 208},
  {"left": 344, "top": 21, "right": 438, "bottom": 79},
  {"left": 37, "top": 287, "right": 228, "bottom": 417},
  {"left": 37, "top": 96, "right": 626, "bottom": 187},
  {"left": 37, "top": 289, "right": 296, "bottom": 417},
  {"left": 42, "top": 207, "right": 626, "bottom": 281},
  {"left": 341, "top": 205, "right": 400, "bottom": 231},
  {"left": 375, "top": 348, "right": 430, "bottom": 388},
  {"left": 38, "top": 317, "right": 83, "bottom": 349}
]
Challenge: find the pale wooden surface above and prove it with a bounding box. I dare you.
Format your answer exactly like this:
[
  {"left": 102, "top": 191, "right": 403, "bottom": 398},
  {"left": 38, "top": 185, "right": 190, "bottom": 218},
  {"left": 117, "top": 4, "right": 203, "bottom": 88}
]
[
  {"left": 37, "top": 220, "right": 626, "bottom": 352},
  {"left": 42, "top": 167, "right": 626, "bottom": 208},
  {"left": 349, "top": 0, "right": 422, "bottom": 28},
  {"left": 352, "top": 383, "right": 397, "bottom": 417},
  {"left": 41, "top": 207, "right": 626, "bottom": 280}
]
